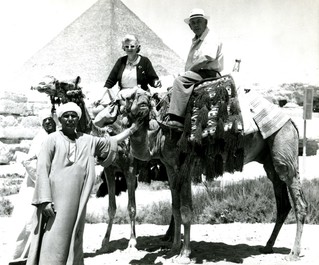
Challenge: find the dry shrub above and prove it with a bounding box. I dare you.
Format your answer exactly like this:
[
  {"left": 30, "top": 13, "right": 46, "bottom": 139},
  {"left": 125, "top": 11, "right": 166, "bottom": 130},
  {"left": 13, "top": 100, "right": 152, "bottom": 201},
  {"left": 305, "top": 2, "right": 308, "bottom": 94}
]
[
  {"left": 302, "top": 179, "right": 319, "bottom": 224},
  {"left": 192, "top": 177, "right": 319, "bottom": 225},
  {"left": 137, "top": 201, "right": 171, "bottom": 225},
  {"left": 85, "top": 177, "right": 319, "bottom": 225},
  {"left": 0, "top": 197, "right": 14, "bottom": 216},
  {"left": 0, "top": 173, "right": 23, "bottom": 196}
]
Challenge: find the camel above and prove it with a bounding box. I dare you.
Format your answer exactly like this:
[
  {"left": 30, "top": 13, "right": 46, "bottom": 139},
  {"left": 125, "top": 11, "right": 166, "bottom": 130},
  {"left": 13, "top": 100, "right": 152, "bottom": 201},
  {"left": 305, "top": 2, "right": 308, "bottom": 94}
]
[{"left": 142, "top": 75, "right": 308, "bottom": 263}]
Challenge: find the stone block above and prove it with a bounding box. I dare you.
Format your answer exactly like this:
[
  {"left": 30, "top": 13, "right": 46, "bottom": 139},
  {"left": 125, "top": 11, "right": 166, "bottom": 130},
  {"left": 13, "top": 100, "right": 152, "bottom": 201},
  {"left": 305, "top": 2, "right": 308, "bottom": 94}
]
[
  {"left": 0, "top": 115, "right": 19, "bottom": 127},
  {"left": 0, "top": 126, "right": 39, "bottom": 139},
  {"left": 0, "top": 99, "right": 31, "bottom": 116},
  {"left": 0, "top": 141, "right": 10, "bottom": 165},
  {"left": 0, "top": 91, "right": 28, "bottom": 103}
]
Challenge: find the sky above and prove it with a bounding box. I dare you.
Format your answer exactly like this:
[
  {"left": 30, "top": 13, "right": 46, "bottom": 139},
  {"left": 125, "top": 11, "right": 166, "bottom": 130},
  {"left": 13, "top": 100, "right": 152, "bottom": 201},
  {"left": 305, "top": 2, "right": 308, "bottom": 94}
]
[{"left": 0, "top": 0, "right": 318, "bottom": 87}]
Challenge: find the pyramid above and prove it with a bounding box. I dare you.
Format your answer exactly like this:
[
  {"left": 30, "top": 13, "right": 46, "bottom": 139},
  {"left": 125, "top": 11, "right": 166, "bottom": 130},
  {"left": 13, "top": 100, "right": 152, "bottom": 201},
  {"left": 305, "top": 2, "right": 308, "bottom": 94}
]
[{"left": 14, "top": 0, "right": 184, "bottom": 90}]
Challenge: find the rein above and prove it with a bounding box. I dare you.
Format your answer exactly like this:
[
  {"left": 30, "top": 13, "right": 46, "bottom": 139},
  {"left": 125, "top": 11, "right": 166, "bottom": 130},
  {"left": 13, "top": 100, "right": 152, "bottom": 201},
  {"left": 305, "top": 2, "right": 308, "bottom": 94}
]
[{"left": 154, "top": 90, "right": 171, "bottom": 110}]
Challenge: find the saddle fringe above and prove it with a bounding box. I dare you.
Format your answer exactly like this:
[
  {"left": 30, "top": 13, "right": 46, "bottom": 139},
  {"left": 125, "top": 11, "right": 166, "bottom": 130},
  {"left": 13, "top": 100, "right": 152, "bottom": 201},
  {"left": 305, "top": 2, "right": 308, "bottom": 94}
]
[{"left": 177, "top": 75, "right": 245, "bottom": 181}]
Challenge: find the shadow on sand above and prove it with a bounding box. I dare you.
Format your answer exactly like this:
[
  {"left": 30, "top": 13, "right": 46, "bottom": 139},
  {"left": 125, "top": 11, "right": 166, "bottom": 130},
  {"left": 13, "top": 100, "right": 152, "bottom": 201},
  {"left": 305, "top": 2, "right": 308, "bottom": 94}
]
[{"left": 84, "top": 234, "right": 290, "bottom": 264}]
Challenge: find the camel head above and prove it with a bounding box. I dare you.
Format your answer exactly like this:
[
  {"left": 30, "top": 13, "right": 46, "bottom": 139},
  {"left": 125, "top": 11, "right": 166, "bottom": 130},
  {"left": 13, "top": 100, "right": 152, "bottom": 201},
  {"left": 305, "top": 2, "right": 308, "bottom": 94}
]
[
  {"left": 31, "top": 75, "right": 91, "bottom": 133},
  {"left": 31, "top": 75, "right": 57, "bottom": 96},
  {"left": 31, "top": 75, "right": 84, "bottom": 105},
  {"left": 120, "top": 87, "right": 154, "bottom": 127}
]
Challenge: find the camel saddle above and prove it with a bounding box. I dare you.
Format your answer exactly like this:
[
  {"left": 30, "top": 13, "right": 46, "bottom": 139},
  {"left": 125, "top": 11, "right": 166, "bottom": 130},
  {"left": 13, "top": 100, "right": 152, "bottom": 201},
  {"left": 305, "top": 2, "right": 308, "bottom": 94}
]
[
  {"left": 182, "top": 74, "right": 290, "bottom": 143},
  {"left": 182, "top": 75, "right": 244, "bottom": 144},
  {"left": 178, "top": 74, "right": 290, "bottom": 180}
]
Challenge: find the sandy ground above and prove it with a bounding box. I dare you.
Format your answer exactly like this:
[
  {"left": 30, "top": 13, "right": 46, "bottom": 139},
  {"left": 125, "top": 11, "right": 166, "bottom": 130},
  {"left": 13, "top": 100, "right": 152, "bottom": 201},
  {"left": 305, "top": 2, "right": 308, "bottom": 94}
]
[
  {"left": 1, "top": 161, "right": 319, "bottom": 265},
  {"left": 1, "top": 217, "right": 318, "bottom": 265}
]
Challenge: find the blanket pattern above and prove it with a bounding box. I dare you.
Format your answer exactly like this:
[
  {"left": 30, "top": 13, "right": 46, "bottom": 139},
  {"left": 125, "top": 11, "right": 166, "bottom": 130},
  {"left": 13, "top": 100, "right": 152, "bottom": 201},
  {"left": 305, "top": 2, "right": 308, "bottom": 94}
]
[
  {"left": 247, "top": 91, "right": 290, "bottom": 139},
  {"left": 178, "top": 75, "right": 245, "bottom": 181}
]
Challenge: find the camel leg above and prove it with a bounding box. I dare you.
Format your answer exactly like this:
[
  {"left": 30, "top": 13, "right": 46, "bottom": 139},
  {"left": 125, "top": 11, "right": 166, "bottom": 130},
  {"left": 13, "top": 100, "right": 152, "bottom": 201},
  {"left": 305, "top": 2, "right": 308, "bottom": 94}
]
[
  {"left": 265, "top": 121, "right": 308, "bottom": 259},
  {"left": 286, "top": 177, "right": 308, "bottom": 260},
  {"left": 166, "top": 166, "right": 182, "bottom": 253},
  {"left": 162, "top": 214, "right": 174, "bottom": 242},
  {"left": 177, "top": 171, "right": 192, "bottom": 262},
  {"left": 261, "top": 158, "right": 291, "bottom": 254},
  {"left": 101, "top": 168, "right": 116, "bottom": 251},
  {"left": 126, "top": 161, "right": 137, "bottom": 250}
]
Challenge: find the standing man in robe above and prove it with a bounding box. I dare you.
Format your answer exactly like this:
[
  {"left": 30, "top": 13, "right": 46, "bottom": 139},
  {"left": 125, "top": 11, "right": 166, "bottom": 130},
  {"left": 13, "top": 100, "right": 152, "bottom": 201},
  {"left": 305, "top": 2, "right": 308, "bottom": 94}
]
[{"left": 26, "top": 102, "right": 140, "bottom": 265}]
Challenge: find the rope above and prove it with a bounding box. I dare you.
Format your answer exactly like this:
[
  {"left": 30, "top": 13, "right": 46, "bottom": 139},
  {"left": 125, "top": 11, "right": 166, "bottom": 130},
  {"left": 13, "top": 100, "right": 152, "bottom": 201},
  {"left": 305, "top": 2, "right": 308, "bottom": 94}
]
[{"left": 155, "top": 90, "right": 171, "bottom": 109}]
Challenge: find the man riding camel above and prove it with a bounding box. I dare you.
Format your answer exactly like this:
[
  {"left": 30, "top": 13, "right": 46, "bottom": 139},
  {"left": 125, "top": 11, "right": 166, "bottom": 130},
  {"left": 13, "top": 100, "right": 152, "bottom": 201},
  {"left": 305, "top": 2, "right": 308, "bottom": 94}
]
[{"left": 164, "top": 8, "right": 224, "bottom": 129}]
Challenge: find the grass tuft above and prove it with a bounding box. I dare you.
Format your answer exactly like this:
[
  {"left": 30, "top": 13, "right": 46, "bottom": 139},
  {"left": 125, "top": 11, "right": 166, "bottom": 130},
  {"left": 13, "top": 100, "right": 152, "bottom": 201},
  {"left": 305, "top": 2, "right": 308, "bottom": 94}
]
[{"left": 1, "top": 173, "right": 319, "bottom": 226}]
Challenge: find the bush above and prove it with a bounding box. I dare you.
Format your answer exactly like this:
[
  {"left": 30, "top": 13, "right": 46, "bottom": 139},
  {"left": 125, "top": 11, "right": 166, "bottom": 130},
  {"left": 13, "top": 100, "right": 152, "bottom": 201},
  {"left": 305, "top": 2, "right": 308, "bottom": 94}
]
[
  {"left": 0, "top": 174, "right": 23, "bottom": 196},
  {"left": 192, "top": 177, "right": 319, "bottom": 225},
  {"left": 0, "top": 197, "right": 14, "bottom": 216},
  {"left": 302, "top": 179, "right": 319, "bottom": 224},
  {"left": 85, "top": 177, "right": 319, "bottom": 225},
  {"left": 192, "top": 178, "right": 275, "bottom": 224},
  {"left": 136, "top": 201, "right": 172, "bottom": 225},
  {"left": 138, "top": 181, "right": 169, "bottom": 191}
]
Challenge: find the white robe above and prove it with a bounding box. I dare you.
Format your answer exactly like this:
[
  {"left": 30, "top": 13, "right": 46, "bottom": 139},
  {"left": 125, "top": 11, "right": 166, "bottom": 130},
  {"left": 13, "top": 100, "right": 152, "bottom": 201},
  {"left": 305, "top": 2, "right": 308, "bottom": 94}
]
[
  {"left": 9, "top": 129, "right": 49, "bottom": 264},
  {"left": 26, "top": 131, "right": 117, "bottom": 265}
]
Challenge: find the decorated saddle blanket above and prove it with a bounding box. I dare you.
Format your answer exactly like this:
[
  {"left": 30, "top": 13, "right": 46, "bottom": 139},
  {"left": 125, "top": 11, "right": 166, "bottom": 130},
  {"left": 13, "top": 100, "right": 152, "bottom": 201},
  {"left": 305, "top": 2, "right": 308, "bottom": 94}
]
[
  {"left": 184, "top": 75, "right": 244, "bottom": 143},
  {"left": 181, "top": 74, "right": 290, "bottom": 141},
  {"left": 178, "top": 75, "right": 245, "bottom": 180}
]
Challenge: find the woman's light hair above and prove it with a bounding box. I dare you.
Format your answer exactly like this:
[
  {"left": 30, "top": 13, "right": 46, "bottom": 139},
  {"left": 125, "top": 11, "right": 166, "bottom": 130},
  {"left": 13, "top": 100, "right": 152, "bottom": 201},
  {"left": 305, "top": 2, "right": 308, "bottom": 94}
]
[{"left": 121, "top": 34, "right": 141, "bottom": 53}]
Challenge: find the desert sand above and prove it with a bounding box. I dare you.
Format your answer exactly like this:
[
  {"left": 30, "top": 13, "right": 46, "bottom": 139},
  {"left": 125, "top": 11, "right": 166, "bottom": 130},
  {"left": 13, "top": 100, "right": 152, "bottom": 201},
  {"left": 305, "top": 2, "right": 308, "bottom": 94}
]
[
  {"left": 1, "top": 168, "right": 319, "bottom": 265},
  {"left": 1, "top": 217, "right": 318, "bottom": 265}
]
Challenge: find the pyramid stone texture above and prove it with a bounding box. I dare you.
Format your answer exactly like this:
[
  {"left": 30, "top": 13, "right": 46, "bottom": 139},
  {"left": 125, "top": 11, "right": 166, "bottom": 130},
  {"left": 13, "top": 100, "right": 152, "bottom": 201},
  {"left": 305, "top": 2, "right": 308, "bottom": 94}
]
[{"left": 14, "top": 0, "right": 184, "bottom": 89}]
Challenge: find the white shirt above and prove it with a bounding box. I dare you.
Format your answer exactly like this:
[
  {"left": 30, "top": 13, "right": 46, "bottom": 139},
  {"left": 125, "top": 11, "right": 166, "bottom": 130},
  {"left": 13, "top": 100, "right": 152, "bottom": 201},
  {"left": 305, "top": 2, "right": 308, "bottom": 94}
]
[
  {"left": 185, "top": 28, "right": 224, "bottom": 72},
  {"left": 121, "top": 56, "right": 141, "bottom": 89}
]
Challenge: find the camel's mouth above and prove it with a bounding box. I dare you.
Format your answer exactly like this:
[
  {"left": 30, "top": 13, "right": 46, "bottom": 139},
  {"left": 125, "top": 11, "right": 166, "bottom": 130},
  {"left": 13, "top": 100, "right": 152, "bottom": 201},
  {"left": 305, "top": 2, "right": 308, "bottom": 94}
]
[{"left": 137, "top": 102, "right": 149, "bottom": 110}]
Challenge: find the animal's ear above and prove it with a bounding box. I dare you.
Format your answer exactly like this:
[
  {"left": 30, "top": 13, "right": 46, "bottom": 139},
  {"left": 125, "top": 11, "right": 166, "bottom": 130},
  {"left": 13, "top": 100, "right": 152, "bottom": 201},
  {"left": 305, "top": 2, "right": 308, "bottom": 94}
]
[{"left": 75, "top": 76, "right": 81, "bottom": 87}]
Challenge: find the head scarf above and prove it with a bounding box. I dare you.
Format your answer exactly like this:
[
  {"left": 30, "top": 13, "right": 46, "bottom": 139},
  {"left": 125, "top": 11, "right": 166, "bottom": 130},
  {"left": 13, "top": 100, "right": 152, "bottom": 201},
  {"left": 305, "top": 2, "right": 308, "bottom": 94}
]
[{"left": 56, "top": 102, "right": 82, "bottom": 119}]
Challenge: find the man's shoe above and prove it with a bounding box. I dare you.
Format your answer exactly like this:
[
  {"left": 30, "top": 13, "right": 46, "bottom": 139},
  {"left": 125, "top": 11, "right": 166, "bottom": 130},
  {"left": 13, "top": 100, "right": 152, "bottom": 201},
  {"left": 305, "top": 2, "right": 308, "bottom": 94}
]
[
  {"left": 165, "top": 120, "right": 184, "bottom": 129},
  {"left": 161, "top": 115, "right": 184, "bottom": 131}
]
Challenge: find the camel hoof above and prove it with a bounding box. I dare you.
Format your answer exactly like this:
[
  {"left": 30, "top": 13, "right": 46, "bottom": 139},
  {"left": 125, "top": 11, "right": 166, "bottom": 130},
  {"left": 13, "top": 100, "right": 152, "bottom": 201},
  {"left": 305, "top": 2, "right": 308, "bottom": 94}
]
[
  {"left": 285, "top": 253, "right": 301, "bottom": 261},
  {"left": 154, "top": 255, "right": 191, "bottom": 264},
  {"left": 124, "top": 246, "right": 138, "bottom": 253},
  {"left": 172, "top": 255, "right": 191, "bottom": 264},
  {"left": 259, "top": 246, "right": 274, "bottom": 254},
  {"left": 127, "top": 238, "right": 137, "bottom": 249},
  {"left": 96, "top": 245, "right": 110, "bottom": 254}
]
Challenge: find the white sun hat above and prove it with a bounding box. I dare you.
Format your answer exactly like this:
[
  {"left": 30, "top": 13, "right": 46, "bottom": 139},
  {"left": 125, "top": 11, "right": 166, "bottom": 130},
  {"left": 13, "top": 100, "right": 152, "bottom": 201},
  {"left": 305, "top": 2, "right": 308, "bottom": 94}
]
[{"left": 184, "top": 8, "right": 209, "bottom": 24}]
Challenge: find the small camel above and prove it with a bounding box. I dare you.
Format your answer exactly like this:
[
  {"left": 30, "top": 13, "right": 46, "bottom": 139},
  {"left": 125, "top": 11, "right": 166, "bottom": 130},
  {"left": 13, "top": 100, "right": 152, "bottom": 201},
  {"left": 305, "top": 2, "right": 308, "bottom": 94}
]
[
  {"left": 90, "top": 87, "right": 154, "bottom": 251},
  {"left": 32, "top": 77, "right": 153, "bottom": 252}
]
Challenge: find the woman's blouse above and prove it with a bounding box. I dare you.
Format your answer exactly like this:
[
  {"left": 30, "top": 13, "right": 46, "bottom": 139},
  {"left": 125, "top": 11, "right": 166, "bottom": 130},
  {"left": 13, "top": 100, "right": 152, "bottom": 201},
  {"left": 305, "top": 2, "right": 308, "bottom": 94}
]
[{"left": 104, "top": 55, "right": 159, "bottom": 91}]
